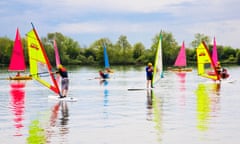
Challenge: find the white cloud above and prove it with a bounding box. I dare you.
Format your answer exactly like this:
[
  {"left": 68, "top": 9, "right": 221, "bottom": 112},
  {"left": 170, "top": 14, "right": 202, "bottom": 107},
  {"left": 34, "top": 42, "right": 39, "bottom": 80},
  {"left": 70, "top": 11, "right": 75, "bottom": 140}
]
[{"left": 1, "top": 0, "right": 240, "bottom": 48}]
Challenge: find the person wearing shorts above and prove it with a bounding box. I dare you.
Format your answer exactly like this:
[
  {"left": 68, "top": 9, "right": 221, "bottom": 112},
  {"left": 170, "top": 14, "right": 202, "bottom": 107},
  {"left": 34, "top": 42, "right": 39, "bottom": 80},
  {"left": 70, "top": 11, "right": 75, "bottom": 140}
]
[
  {"left": 57, "top": 64, "right": 69, "bottom": 98},
  {"left": 146, "top": 62, "right": 153, "bottom": 88}
]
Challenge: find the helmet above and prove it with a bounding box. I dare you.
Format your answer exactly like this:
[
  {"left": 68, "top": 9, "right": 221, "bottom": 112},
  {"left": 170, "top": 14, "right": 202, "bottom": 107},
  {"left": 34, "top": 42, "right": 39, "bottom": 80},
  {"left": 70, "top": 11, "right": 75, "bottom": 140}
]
[
  {"left": 57, "top": 64, "right": 63, "bottom": 69},
  {"left": 148, "top": 62, "right": 152, "bottom": 66}
]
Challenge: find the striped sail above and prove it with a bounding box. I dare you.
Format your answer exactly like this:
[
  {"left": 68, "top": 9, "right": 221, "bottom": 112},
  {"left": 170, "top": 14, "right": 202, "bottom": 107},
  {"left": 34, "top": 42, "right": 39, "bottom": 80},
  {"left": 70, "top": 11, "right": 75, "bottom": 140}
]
[
  {"left": 196, "top": 41, "right": 220, "bottom": 81},
  {"left": 152, "top": 32, "right": 164, "bottom": 87},
  {"left": 27, "top": 23, "right": 60, "bottom": 95}
]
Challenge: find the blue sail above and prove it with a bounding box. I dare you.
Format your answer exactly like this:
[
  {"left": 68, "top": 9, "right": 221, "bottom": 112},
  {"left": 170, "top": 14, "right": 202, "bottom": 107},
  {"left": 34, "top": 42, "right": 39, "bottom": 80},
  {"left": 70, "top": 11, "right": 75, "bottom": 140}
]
[{"left": 103, "top": 44, "right": 110, "bottom": 69}]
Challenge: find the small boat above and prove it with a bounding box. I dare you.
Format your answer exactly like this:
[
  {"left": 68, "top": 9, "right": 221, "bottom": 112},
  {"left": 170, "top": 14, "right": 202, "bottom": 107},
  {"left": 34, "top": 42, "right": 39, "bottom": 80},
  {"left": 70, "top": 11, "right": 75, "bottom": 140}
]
[
  {"left": 196, "top": 41, "right": 229, "bottom": 81},
  {"left": 168, "top": 41, "right": 192, "bottom": 72},
  {"left": 8, "top": 28, "right": 32, "bottom": 80}
]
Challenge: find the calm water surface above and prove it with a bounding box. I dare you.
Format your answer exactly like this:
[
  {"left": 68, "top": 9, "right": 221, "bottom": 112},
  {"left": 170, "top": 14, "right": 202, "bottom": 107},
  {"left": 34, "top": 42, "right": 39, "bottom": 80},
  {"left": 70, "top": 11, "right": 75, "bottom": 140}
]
[{"left": 0, "top": 66, "right": 240, "bottom": 144}]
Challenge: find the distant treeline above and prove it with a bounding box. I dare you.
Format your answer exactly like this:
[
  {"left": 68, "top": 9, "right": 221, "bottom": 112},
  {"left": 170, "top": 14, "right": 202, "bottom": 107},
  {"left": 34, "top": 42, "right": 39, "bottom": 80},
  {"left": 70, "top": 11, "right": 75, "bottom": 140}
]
[{"left": 1, "top": 31, "right": 240, "bottom": 67}]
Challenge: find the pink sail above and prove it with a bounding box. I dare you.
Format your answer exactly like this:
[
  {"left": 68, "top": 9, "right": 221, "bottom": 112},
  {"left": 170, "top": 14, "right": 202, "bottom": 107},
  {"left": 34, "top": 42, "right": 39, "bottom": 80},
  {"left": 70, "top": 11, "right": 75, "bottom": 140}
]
[
  {"left": 174, "top": 41, "right": 186, "bottom": 67},
  {"left": 8, "top": 28, "right": 26, "bottom": 71},
  {"left": 53, "top": 39, "right": 61, "bottom": 67},
  {"left": 212, "top": 37, "right": 218, "bottom": 66}
]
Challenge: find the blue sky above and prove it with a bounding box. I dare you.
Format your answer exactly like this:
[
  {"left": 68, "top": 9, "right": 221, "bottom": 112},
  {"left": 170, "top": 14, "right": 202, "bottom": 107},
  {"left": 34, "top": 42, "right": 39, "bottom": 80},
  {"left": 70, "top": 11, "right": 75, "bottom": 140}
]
[{"left": 0, "top": 0, "right": 239, "bottom": 48}]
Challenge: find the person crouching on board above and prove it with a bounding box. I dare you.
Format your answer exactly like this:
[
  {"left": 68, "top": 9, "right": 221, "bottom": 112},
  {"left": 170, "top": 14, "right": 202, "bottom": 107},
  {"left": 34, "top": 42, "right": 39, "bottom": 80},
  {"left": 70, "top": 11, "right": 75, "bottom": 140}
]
[
  {"left": 146, "top": 62, "right": 154, "bottom": 88},
  {"left": 99, "top": 70, "right": 109, "bottom": 79},
  {"left": 215, "top": 61, "right": 222, "bottom": 75},
  {"left": 57, "top": 64, "right": 69, "bottom": 98}
]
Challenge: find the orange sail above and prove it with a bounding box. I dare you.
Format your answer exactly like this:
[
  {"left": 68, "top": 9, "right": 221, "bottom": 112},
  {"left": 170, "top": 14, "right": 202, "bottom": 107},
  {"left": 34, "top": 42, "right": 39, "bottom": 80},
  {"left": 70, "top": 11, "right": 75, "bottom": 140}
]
[{"left": 27, "top": 23, "right": 60, "bottom": 95}]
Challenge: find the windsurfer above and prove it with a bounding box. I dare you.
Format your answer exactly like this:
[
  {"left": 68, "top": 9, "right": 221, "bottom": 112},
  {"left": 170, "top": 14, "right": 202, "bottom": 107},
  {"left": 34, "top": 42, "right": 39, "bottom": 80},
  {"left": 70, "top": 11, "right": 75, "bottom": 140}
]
[
  {"left": 99, "top": 70, "right": 109, "bottom": 79},
  {"left": 57, "top": 64, "right": 69, "bottom": 98},
  {"left": 215, "top": 62, "right": 229, "bottom": 79},
  {"left": 146, "top": 62, "right": 154, "bottom": 88},
  {"left": 221, "top": 68, "right": 229, "bottom": 79},
  {"left": 215, "top": 61, "right": 222, "bottom": 75}
]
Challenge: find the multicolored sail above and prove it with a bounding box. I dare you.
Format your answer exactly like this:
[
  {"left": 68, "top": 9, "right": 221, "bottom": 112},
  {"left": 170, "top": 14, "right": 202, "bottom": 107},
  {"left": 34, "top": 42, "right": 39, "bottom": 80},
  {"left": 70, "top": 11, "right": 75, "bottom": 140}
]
[
  {"left": 196, "top": 41, "right": 220, "bottom": 80},
  {"left": 53, "top": 39, "right": 61, "bottom": 67},
  {"left": 8, "top": 28, "right": 26, "bottom": 72},
  {"left": 211, "top": 37, "right": 218, "bottom": 66},
  {"left": 103, "top": 43, "right": 110, "bottom": 69},
  {"left": 27, "top": 23, "right": 60, "bottom": 95},
  {"left": 174, "top": 41, "right": 186, "bottom": 67},
  {"left": 152, "top": 32, "right": 164, "bottom": 87}
]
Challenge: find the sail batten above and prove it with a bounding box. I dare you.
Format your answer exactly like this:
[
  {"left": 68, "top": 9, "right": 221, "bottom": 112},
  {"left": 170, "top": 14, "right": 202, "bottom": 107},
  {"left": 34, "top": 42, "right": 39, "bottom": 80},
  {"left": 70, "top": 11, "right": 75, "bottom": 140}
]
[{"left": 27, "top": 24, "right": 60, "bottom": 95}]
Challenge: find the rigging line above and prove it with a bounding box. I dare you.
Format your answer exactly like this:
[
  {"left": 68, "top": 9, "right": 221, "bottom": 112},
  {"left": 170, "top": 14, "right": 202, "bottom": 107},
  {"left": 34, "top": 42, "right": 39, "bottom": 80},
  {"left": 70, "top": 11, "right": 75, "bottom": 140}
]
[{"left": 29, "top": 71, "right": 51, "bottom": 76}]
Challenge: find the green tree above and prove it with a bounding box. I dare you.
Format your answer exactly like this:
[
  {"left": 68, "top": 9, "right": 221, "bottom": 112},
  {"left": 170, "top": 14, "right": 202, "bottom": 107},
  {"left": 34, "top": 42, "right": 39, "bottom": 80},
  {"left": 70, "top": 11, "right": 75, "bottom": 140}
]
[
  {"left": 132, "top": 42, "right": 145, "bottom": 64},
  {"left": 191, "top": 33, "right": 210, "bottom": 48},
  {"left": 236, "top": 50, "right": 240, "bottom": 64},
  {"left": 115, "top": 35, "right": 133, "bottom": 64},
  {"left": 150, "top": 31, "right": 179, "bottom": 66},
  {"left": 0, "top": 37, "right": 13, "bottom": 65}
]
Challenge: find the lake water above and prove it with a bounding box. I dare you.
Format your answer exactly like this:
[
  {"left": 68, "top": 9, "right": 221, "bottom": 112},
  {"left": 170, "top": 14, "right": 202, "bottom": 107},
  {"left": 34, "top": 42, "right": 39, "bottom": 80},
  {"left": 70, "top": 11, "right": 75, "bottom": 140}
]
[{"left": 0, "top": 66, "right": 240, "bottom": 144}]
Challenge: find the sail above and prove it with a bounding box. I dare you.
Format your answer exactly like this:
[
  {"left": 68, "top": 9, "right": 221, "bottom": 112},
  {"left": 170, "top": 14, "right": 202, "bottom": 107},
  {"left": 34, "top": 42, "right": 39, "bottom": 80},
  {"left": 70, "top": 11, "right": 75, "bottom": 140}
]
[
  {"left": 27, "top": 23, "right": 60, "bottom": 95},
  {"left": 196, "top": 41, "right": 220, "bottom": 80},
  {"left": 53, "top": 39, "right": 61, "bottom": 67},
  {"left": 174, "top": 41, "right": 186, "bottom": 67},
  {"left": 8, "top": 28, "right": 26, "bottom": 71},
  {"left": 152, "top": 32, "right": 164, "bottom": 86},
  {"left": 103, "top": 43, "right": 110, "bottom": 69},
  {"left": 211, "top": 37, "right": 218, "bottom": 66}
]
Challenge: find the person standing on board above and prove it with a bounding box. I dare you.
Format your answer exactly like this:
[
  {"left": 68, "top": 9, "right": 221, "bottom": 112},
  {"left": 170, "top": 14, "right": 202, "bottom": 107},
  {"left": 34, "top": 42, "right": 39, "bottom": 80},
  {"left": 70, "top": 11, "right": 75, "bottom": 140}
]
[
  {"left": 57, "top": 64, "right": 69, "bottom": 98},
  {"left": 146, "top": 62, "right": 154, "bottom": 88}
]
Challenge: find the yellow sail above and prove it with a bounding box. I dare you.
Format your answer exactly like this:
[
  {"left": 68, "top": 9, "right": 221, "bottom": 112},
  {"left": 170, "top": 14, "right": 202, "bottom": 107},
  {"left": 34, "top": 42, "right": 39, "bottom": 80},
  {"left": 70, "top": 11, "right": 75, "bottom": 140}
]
[
  {"left": 196, "top": 41, "right": 220, "bottom": 81},
  {"left": 27, "top": 24, "right": 60, "bottom": 95}
]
